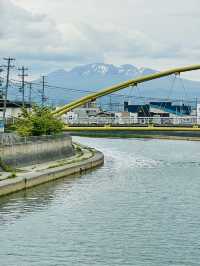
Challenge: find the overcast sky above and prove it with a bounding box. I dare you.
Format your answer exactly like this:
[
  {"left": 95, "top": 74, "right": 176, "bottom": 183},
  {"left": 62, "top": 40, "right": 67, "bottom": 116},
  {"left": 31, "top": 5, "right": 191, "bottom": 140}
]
[{"left": 1, "top": 0, "right": 200, "bottom": 80}]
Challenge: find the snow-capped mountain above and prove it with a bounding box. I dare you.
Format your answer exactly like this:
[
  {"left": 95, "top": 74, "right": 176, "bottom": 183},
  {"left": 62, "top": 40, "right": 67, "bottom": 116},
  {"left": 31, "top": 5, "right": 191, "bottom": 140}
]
[
  {"left": 64, "top": 63, "right": 155, "bottom": 77},
  {"left": 29, "top": 63, "right": 200, "bottom": 107}
]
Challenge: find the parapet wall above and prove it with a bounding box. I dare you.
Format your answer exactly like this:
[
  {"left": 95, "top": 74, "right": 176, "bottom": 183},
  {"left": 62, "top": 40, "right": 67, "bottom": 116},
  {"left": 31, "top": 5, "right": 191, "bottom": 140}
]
[{"left": 0, "top": 134, "right": 74, "bottom": 167}]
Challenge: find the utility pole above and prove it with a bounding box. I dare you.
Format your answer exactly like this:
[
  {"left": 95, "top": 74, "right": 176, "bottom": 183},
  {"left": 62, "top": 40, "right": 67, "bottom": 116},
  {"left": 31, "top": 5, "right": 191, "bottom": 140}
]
[
  {"left": 196, "top": 97, "right": 198, "bottom": 125},
  {"left": 28, "top": 82, "right": 32, "bottom": 109},
  {"left": 109, "top": 95, "right": 112, "bottom": 111},
  {"left": 41, "top": 75, "right": 47, "bottom": 107},
  {"left": 0, "top": 68, "right": 3, "bottom": 96},
  {"left": 18, "top": 66, "right": 28, "bottom": 107},
  {"left": 0, "top": 68, "right": 3, "bottom": 115},
  {"left": 2, "top": 57, "right": 15, "bottom": 128},
  {"left": 0, "top": 68, "right": 3, "bottom": 133}
]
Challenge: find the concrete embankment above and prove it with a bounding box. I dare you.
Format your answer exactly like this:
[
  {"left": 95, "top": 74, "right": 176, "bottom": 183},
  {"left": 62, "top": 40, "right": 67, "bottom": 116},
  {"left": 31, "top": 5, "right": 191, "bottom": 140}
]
[
  {"left": 67, "top": 128, "right": 200, "bottom": 141},
  {"left": 0, "top": 144, "right": 104, "bottom": 197},
  {"left": 0, "top": 134, "right": 74, "bottom": 167}
]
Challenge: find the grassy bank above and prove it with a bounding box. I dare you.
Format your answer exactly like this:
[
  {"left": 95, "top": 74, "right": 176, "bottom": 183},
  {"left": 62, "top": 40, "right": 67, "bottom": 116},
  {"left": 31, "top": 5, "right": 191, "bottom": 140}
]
[{"left": 70, "top": 132, "right": 200, "bottom": 141}]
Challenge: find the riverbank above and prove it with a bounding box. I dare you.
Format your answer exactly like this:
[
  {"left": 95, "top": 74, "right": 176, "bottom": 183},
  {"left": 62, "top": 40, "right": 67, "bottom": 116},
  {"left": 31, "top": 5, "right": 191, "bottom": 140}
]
[
  {"left": 0, "top": 133, "right": 74, "bottom": 168},
  {"left": 0, "top": 143, "right": 104, "bottom": 197},
  {"left": 1, "top": 137, "right": 200, "bottom": 265},
  {"left": 67, "top": 129, "right": 200, "bottom": 141}
]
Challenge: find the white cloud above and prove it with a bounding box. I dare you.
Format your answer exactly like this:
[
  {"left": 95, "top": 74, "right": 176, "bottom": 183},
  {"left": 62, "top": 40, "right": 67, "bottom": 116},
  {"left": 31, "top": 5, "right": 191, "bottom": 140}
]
[{"left": 1, "top": 0, "right": 200, "bottom": 80}]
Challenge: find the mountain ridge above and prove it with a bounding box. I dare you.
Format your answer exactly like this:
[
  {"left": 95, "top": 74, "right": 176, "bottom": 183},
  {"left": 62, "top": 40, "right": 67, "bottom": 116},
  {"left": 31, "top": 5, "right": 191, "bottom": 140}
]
[{"left": 28, "top": 63, "right": 200, "bottom": 107}]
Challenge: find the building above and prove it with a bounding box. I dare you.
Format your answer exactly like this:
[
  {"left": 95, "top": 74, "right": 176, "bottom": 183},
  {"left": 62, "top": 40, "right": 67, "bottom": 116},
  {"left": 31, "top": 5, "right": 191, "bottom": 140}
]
[
  {"left": 124, "top": 101, "right": 194, "bottom": 125},
  {"left": 115, "top": 112, "right": 137, "bottom": 124},
  {"left": 124, "top": 101, "right": 191, "bottom": 116},
  {"left": 61, "top": 101, "right": 102, "bottom": 124},
  {"left": 61, "top": 100, "right": 196, "bottom": 126},
  {"left": 0, "top": 96, "right": 31, "bottom": 121}
]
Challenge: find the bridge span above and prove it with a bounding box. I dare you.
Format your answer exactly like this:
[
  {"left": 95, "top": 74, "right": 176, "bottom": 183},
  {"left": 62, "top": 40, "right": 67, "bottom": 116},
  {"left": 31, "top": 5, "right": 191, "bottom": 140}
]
[
  {"left": 53, "top": 64, "right": 200, "bottom": 133},
  {"left": 53, "top": 65, "right": 200, "bottom": 115}
]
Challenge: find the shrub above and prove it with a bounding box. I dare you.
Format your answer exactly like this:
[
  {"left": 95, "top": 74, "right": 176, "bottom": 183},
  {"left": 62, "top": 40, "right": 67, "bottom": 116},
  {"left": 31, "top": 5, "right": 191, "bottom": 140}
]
[{"left": 12, "top": 105, "right": 64, "bottom": 136}]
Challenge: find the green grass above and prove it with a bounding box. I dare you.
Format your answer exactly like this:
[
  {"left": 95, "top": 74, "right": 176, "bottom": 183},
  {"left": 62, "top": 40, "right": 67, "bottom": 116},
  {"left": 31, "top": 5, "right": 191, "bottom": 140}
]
[
  {"left": 7, "top": 172, "right": 17, "bottom": 179},
  {"left": 0, "top": 158, "right": 16, "bottom": 173},
  {"left": 47, "top": 144, "right": 94, "bottom": 169},
  {"left": 71, "top": 132, "right": 156, "bottom": 139},
  {"left": 71, "top": 132, "right": 200, "bottom": 141}
]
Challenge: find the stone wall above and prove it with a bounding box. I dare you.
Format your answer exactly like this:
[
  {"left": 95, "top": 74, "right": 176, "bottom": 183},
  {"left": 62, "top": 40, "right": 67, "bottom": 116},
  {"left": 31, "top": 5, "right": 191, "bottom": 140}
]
[{"left": 0, "top": 134, "right": 74, "bottom": 167}]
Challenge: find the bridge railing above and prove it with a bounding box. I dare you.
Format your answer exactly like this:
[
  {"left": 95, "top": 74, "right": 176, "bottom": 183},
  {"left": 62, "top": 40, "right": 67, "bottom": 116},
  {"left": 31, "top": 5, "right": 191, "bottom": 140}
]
[{"left": 63, "top": 116, "right": 198, "bottom": 126}]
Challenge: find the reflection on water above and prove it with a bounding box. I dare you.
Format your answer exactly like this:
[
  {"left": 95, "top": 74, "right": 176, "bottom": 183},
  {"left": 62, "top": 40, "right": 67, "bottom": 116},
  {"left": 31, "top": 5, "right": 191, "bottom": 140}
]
[
  {"left": 0, "top": 174, "right": 81, "bottom": 226},
  {"left": 0, "top": 137, "right": 200, "bottom": 266}
]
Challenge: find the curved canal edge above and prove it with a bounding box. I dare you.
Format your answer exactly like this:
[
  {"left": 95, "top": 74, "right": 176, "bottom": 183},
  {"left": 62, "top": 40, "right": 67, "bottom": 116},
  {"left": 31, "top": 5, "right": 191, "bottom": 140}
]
[
  {"left": 0, "top": 143, "right": 104, "bottom": 197},
  {"left": 67, "top": 130, "right": 200, "bottom": 141}
]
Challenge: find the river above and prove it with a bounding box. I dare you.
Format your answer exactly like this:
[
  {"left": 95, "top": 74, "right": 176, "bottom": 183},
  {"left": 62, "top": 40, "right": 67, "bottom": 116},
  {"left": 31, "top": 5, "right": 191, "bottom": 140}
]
[{"left": 0, "top": 137, "right": 200, "bottom": 266}]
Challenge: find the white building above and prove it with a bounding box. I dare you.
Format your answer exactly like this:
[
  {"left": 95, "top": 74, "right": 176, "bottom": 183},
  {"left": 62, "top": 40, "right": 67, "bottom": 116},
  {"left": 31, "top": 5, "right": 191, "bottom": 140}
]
[
  {"left": 196, "top": 104, "right": 200, "bottom": 124},
  {"left": 115, "top": 112, "right": 138, "bottom": 124},
  {"left": 0, "top": 98, "right": 31, "bottom": 122},
  {"left": 62, "top": 111, "right": 78, "bottom": 124},
  {"left": 61, "top": 104, "right": 102, "bottom": 124},
  {"left": 169, "top": 113, "right": 196, "bottom": 125}
]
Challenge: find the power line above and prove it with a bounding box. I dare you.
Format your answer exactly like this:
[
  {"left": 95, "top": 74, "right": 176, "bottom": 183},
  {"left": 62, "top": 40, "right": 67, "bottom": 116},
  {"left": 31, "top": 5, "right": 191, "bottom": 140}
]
[
  {"left": 9, "top": 77, "right": 198, "bottom": 108},
  {"left": 41, "top": 76, "right": 47, "bottom": 107},
  {"left": 2, "top": 57, "right": 15, "bottom": 128},
  {"left": 10, "top": 79, "right": 96, "bottom": 93},
  {"left": 28, "top": 82, "right": 32, "bottom": 107},
  {"left": 18, "top": 66, "right": 28, "bottom": 107},
  {"left": 0, "top": 68, "right": 3, "bottom": 97}
]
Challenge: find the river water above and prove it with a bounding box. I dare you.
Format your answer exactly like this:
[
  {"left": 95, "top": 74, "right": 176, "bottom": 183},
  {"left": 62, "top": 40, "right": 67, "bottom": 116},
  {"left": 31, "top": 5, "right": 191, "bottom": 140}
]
[{"left": 1, "top": 137, "right": 200, "bottom": 266}]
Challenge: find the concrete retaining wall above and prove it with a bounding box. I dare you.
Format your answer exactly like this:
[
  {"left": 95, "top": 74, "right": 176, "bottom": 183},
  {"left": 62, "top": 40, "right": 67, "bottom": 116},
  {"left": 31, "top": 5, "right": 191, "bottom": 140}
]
[
  {"left": 69, "top": 130, "right": 200, "bottom": 139},
  {"left": 0, "top": 150, "right": 104, "bottom": 197},
  {"left": 0, "top": 135, "right": 74, "bottom": 167}
]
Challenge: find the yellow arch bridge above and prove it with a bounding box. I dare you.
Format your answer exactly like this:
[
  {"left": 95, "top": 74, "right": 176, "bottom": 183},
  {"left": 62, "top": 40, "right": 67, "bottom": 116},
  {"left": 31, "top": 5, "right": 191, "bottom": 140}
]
[{"left": 53, "top": 64, "right": 200, "bottom": 134}]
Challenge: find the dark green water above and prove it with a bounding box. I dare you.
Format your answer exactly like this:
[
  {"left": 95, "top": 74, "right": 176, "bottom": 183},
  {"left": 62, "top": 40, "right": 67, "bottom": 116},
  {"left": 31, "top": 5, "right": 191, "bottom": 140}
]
[{"left": 1, "top": 137, "right": 200, "bottom": 266}]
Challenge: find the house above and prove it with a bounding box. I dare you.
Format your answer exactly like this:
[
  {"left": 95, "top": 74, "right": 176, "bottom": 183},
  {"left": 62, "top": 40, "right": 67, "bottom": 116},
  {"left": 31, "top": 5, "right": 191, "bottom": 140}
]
[
  {"left": 61, "top": 101, "right": 102, "bottom": 124},
  {"left": 0, "top": 96, "right": 31, "bottom": 120},
  {"left": 115, "top": 112, "right": 137, "bottom": 124}
]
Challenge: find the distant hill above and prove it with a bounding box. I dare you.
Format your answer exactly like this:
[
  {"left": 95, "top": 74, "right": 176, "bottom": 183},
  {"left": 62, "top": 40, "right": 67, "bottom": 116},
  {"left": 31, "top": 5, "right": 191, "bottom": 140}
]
[{"left": 30, "top": 63, "right": 200, "bottom": 108}]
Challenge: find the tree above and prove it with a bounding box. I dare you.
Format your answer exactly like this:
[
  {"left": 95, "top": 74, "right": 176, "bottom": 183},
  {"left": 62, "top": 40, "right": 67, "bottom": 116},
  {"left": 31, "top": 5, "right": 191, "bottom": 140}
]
[{"left": 12, "top": 105, "right": 64, "bottom": 136}]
